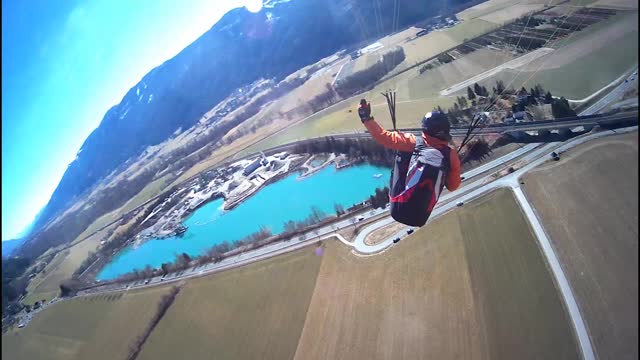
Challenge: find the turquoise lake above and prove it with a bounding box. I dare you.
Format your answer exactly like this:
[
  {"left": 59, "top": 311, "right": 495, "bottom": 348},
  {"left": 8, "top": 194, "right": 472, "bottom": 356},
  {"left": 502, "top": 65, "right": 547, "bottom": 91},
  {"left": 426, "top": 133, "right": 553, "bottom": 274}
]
[{"left": 97, "top": 164, "right": 389, "bottom": 280}]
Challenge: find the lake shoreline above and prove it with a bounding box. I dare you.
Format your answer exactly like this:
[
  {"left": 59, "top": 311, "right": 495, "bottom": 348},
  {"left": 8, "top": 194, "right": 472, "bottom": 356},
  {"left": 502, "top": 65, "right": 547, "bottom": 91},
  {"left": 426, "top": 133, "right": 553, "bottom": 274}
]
[{"left": 96, "top": 159, "right": 390, "bottom": 281}]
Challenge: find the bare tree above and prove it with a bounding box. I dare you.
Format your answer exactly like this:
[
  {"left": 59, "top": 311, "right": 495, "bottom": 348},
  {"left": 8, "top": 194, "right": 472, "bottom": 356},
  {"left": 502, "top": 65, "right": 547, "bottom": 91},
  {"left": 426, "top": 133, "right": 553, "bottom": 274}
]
[{"left": 350, "top": 217, "right": 357, "bottom": 230}]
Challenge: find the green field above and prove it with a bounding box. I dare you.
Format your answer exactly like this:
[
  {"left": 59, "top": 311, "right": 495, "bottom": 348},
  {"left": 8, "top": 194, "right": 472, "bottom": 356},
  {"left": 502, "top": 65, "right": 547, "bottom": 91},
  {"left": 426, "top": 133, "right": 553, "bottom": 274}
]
[
  {"left": 119, "top": 173, "right": 173, "bottom": 215},
  {"left": 444, "top": 18, "right": 501, "bottom": 44},
  {"left": 24, "top": 224, "right": 116, "bottom": 305},
  {"left": 3, "top": 287, "right": 171, "bottom": 360},
  {"left": 137, "top": 248, "right": 322, "bottom": 360},
  {"left": 489, "top": 33, "right": 636, "bottom": 99},
  {"left": 400, "top": 18, "right": 499, "bottom": 66},
  {"left": 468, "top": 12, "right": 639, "bottom": 100},
  {"left": 73, "top": 210, "right": 118, "bottom": 243},
  {"left": 522, "top": 131, "right": 638, "bottom": 360},
  {"left": 238, "top": 95, "right": 456, "bottom": 157},
  {"left": 408, "top": 48, "right": 514, "bottom": 98}
]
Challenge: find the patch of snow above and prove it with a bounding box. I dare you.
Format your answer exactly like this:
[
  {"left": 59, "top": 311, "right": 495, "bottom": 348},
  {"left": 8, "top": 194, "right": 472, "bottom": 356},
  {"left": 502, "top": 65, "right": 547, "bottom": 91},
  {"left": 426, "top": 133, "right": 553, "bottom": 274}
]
[
  {"left": 264, "top": 0, "right": 292, "bottom": 8},
  {"left": 119, "top": 107, "right": 131, "bottom": 119}
]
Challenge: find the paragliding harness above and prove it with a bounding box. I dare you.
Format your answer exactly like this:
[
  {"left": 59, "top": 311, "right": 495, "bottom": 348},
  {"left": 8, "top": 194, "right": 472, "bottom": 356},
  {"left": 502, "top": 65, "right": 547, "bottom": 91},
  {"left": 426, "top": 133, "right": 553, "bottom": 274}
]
[
  {"left": 381, "top": 92, "right": 487, "bottom": 226},
  {"left": 382, "top": 91, "right": 451, "bottom": 227}
]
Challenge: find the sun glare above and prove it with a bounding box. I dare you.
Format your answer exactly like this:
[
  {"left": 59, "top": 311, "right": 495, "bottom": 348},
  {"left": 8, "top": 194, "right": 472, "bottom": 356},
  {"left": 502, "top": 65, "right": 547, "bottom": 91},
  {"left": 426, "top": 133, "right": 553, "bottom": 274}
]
[{"left": 245, "top": 0, "right": 263, "bottom": 13}]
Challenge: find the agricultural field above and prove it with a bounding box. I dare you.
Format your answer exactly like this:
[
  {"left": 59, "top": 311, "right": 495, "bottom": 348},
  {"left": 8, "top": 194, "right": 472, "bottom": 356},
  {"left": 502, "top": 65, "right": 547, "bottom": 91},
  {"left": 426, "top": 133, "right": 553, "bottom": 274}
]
[
  {"left": 477, "top": 3, "right": 546, "bottom": 23},
  {"left": 241, "top": 2, "right": 633, "bottom": 154},
  {"left": 9, "top": 188, "right": 585, "bottom": 359},
  {"left": 377, "top": 27, "right": 421, "bottom": 47},
  {"left": 3, "top": 286, "right": 171, "bottom": 360},
  {"left": 590, "top": 0, "right": 639, "bottom": 9},
  {"left": 294, "top": 188, "right": 578, "bottom": 360},
  {"left": 522, "top": 131, "right": 638, "bottom": 360},
  {"left": 23, "top": 223, "right": 118, "bottom": 305},
  {"left": 137, "top": 248, "right": 322, "bottom": 360},
  {"left": 401, "top": 31, "right": 460, "bottom": 66},
  {"left": 400, "top": 18, "right": 499, "bottom": 67},
  {"left": 469, "top": 11, "right": 639, "bottom": 100},
  {"left": 238, "top": 94, "right": 456, "bottom": 156},
  {"left": 456, "top": 188, "right": 579, "bottom": 360},
  {"left": 118, "top": 173, "right": 174, "bottom": 215},
  {"left": 457, "top": 0, "right": 566, "bottom": 21},
  {"left": 409, "top": 47, "right": 515, "bottom": 98}
]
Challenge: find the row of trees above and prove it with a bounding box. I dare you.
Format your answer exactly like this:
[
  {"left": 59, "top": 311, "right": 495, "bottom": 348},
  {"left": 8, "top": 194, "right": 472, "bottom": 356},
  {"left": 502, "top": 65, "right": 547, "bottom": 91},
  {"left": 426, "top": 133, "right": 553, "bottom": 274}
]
[
  {"left": 369, "top": 187, "right": 390, "bottom": 209},
  {"left": 463, "top": 80, "right": 577, "bottom": 121},
  {"left": 72, "top": 251, "right": 99, "bottom": 278},
  {"left": 460, "top": 139, "right": 493, "bottom": 164},
  {"left": 283, "top": 207, "right": 327, "bottom": 234},
  {"left": 335, "top": 47, "right": 406, "bottom": 98},
  {"left": 419, "top": 62, "right": 435, "bottom": 74},
  {"left": 127, "top": 285, "right": 182, "bottom": 360},
  {"left": 110, "top": 224, "right": 281, "bottom": 283},
  {"left": 293, "top": 137, "right": 396, "bottom": 167},
  {"left": 551, "top": 96, "right": 576, "bottom": 118},
  {"left": 469, "top": 83, "right": 490, "bottom": 98},
  {"left": 436, "top": 52, "right": 455, "bottom": 64},
  {"left": 77, "top": 204, "right": 333, "bottom": 287},
  {"left": 1, "top": 257, "right": 31, "bottom": 316}
]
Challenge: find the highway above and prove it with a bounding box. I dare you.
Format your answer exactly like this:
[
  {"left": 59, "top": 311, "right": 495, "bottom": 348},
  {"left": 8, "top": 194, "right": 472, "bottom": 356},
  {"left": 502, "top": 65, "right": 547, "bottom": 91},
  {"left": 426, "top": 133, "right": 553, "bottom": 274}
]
[
  {"left": 580, "top": 68, "right": 637, "bottom": 115},
  {"left": 259, "top": 110, "right": 639, "bottom": 146}
]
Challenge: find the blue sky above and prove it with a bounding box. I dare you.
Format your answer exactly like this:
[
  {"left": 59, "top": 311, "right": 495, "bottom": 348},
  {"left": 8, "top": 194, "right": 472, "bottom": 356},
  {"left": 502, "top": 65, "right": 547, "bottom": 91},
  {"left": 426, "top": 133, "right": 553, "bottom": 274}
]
[{"left": 2, "top": 0, "right": 263, "bottom": 240}]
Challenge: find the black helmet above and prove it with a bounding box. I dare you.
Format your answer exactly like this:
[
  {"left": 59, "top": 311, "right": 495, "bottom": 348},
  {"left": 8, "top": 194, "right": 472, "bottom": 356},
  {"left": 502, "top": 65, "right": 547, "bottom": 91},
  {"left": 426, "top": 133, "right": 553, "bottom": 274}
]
[{"left": 421, "top": 111, "right": 451, "bottom": 141}]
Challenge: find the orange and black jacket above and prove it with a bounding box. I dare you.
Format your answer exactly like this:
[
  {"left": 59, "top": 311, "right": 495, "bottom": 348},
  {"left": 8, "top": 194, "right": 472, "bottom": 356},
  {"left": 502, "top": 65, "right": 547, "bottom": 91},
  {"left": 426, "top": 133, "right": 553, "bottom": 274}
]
[{"left": 363, "top": 118, "right": 462, "bottom": 191}]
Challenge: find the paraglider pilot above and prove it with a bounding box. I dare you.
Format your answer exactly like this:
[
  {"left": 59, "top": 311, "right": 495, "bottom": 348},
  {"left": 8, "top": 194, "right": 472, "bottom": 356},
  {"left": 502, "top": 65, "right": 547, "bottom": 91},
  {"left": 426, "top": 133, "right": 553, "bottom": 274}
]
[{"left": 357, "top": 99, "right": 462, "bottom": 227}]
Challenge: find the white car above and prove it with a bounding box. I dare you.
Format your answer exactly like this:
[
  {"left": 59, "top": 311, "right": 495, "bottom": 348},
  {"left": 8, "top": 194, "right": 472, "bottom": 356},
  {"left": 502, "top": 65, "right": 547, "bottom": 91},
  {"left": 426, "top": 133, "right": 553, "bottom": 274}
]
[{"left": 456, "top": 201, "right": 464, "bottom": 207}]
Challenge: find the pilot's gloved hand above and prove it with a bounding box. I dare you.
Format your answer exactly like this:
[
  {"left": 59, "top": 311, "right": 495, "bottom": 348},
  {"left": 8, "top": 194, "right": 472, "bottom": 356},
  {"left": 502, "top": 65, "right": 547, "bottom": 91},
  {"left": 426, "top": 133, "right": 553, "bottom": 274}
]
[{"left": 358, "top": 99, "right": 372, "bottom": 122}]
